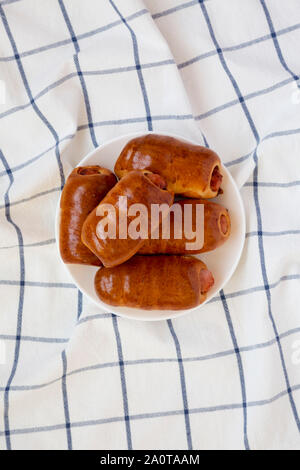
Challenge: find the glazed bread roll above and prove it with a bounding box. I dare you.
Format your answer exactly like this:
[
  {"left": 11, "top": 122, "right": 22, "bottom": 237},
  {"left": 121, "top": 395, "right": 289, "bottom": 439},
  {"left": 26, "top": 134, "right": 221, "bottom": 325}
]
[
  {"left": 94, "top": 255, "right": 214, "bottom": 310},
  {"left": 59, "top": 166, "right": 117, "bottom": 265},
  {"left": 139, "top": 199, "right": 231, "bottom": 255},
  {"left": 114, "top": 134, "right": 222, "bottom": 198},
  {"left": 81, "top": 171, "right": 174, "bottom": 268}
]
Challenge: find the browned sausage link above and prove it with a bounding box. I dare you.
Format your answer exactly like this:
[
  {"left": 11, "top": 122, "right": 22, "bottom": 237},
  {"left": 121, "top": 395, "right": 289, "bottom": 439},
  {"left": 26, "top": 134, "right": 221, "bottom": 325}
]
[
  {"left": 114, "top": 134, "right": 222, "bottom": 198},
  {"left": 138, "top": 199, "right": 231, "bottom": 255},
  {"left": 94, "top": 255, "right": 214, "bottom": 310},
  {"left": 210, "top": 165, "right": 223, "bottom": 193},
  {"left": 59, "top": 166, "right": 117, "bottom": 265}
]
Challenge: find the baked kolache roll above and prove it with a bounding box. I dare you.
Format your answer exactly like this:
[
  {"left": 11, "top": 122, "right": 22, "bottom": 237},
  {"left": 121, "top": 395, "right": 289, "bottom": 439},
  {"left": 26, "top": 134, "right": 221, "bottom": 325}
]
[
  {"left": 81, "top": 170, "right": 174, "bottom": 268},
  {"left": 114, "top": 134, "right": 223, "bottom": 198},
  {"left": 59, "top": 166, "right": 117, "bottom": 265},
  {"left": 139, "top": 199, "right": 231, "bottom": 255},
  {"left": 94, "top": 255, "right": 214, "bottom": 310}
]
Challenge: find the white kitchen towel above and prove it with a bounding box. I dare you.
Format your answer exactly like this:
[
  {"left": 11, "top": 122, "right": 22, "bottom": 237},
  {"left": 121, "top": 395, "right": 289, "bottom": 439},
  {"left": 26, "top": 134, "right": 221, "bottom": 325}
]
[{"left": 0, "top": 0, "right": 300, "bottom": 450}]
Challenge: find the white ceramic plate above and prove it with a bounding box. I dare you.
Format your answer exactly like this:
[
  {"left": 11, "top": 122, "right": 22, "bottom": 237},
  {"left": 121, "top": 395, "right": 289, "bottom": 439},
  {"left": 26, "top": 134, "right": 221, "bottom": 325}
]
[{"left": 55, "top": 131, "right": 245, "bottom": 321}]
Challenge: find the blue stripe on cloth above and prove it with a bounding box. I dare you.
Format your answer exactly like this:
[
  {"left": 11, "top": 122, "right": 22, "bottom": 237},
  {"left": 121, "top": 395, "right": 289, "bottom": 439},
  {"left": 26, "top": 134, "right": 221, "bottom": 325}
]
[
  {"left": 0, "top": 60, "right": 174, "bottom": 122},
  {"left": 197, "top": 0, "right": 258, "bottom": 449},
  {"left": 0, "top": 116, "right": 190, "bottom": 179},
  {"left": 220, "top": 290, "right": 249, "bottom": 450},
  {"left": 0, "top": 5, "right": 65, "bottom": 188},
  {"left": 57, "top": 0, "right": 80, "bottom": 54},
  {"left": 78, "top": 313, "right": 113, "bottom": 324},
  {"left": 109, "top": 0, "right": 153, "bottom": 131},
  {"left": 0, "top": 334, "right": 68, "bottom": 343},
  {"left": 77, "top": 291, "right": 83, "bottom": 320},
  {"left": 61, "top": 350, "right": 72, "bottom": 450},
  {"left": 226, "top": 127, "right": 300, "bottom": 167},
  {"left": 0, "top": 14, "right": 296, "bottom": 125},
  {"left": 0, "top": 133, "right": 75, "bottom": 178},
  {"left": 60, "top": 2, "right": 134, "bottom": 448},
  {"left": 78, "top": 114, "right": 193, "bottom": 130},
  {"left": 246, "top": 230, "right": 300, "bottom": 238},
  {"left": 202, "top": 128, "right": 250, "bottom": 448},
  {"left": 1, "top": 383, "right": 300, "bottom": 437},
  {"left": 178, "top": 23, "right": 300, "bottom": 70},
  {"left": 260, "top": 0, "right": 299, "bottom": 84},
  {"left": 83, "top": 59, "right": 175, "bottom": 75},
  {"left": 179, "top": 49, "right": 216, "bottom": 69},
  {"left": 201, "top": 130, "right": 209, "bottom": 147},
  {"left": 1, "top": 3, "right": 298, "bottom": 67},
  {"left": 198, "top": 0, "right": 259, "bottom": 142},
  {"left": 0, "top": 114, "right": 192, "bottom": 178},
  {"left": 209, "top": 274, "right": 300, "bottom": 303},
  {"left": 167, "top": 320, "right": 193, "bottom": 450},
  {"left": 152, "top": 0, "right": 201, "bottom": 19},
  {"left": 0, "top": 187, "right": 60, "bottom": 210},
  {"left": 197, "top": 8, "right": 300, "bottom": 434},
  {"left": 226, "top": 151, "right": 254, "bottom": 167},
  {"left": 245, "top": 180, "right": 300, "bottom": 188},
  {"left": 112, "top": 315, "right": 132, "bottom": 449},
  {"left": 0, "top": 280, "right": 75, "bottom": 288},
  {"left": 0, "top": 238, "right": 56, "bottom": 250},
  {"left": 0, "top": 9, "right": 149, "bottom": 62},
  {"left": 262, "top": 127, "right": 300, "bottom": 140},
  {"left": 1, "top": 324, "right": 300, "bottom": 393},
  {"left": 252, "top": 149, "right": 300, "bottom": 433},
  {"left": 0, "top": 150, "right": 25, "bottom": 450},
  {"left": 0, "top": 0, "right": 21, "bottom": 5},
  {"left": 58, "top": 0, "right": 98, "bottom": 147},
  {"left": 74, "top": 54, "right": 98, "bottom": 146},
  {"left": 195, "top": 76, "right": 293, "bottom": 122}
]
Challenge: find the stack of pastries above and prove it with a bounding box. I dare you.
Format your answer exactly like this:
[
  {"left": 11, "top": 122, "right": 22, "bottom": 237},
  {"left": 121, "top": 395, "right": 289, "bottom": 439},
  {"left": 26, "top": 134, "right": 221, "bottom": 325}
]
[{"left": 59, "top": 134, "right": 231, "bottom": 311}]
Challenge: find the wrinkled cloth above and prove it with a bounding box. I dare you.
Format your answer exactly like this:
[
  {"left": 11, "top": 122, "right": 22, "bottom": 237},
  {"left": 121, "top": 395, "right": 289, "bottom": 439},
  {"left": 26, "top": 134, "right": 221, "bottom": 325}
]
[{"left": 0, "top": 0, "right": 300, "bottom": 450}]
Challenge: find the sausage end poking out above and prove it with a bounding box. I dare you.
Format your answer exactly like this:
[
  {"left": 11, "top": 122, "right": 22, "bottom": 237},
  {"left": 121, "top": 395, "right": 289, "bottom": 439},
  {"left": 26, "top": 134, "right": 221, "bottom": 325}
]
[
  {"left": 145, "top": 172, "right": 167, "bottom": 190},
  {"left": 77, "top": 167, "right": 102, "bottom": 176},
  {"left": 210, "top": 166, "right": 223, "bottom": 193},
  {"left": 220, "top": 214, "right": 228, "bottom": 235},
  {"left": 200, "top": 269, "right": 214, "bottom": 294}
]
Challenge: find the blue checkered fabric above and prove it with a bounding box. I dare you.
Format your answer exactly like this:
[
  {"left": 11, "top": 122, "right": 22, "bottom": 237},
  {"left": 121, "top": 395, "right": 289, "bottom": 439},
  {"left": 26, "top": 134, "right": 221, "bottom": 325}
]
[{"left": 0, "top": 0, "right": 300, "bottom": 450}]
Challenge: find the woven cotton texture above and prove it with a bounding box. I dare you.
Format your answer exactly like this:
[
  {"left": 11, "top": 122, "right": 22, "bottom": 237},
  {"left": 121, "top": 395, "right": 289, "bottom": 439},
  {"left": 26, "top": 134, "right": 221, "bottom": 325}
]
[{"left": 0, "top": 0, "right": 300, "bottom": 450}]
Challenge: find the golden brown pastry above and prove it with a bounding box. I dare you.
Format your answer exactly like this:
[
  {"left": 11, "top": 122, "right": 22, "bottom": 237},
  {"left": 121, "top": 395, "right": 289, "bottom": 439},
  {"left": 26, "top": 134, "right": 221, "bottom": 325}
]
[
  {"left": 139, "top": 199, "right": 230, "bottom": 255},
  {"left": 81, "top": 171, "right": 174, "bottom": 268},
  {"left": 59, "top": 166, "right": 117, "bottom": 265},
  {"left": 114, "top": 134, "right": 222, "bottom": 198},
  {"left": 94, "top": 255, "right": 214, "bottom": 310}
]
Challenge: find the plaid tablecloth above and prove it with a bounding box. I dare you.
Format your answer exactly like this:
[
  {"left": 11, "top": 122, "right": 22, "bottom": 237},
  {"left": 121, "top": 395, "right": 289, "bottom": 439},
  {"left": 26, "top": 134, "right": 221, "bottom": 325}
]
[{"left": 0, "top": 0, "right": 300, "bottom": 450}]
